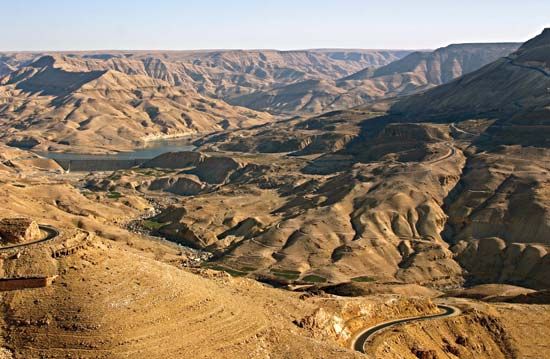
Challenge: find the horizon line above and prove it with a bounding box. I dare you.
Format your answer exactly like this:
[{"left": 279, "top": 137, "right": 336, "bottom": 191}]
[{"left": 0, "top": 42, "right": 524, "bottom": 54}]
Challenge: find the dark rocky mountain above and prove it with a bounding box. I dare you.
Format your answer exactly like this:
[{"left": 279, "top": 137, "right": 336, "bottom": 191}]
[{"left": 390, "top": 29, "right": 550, "bottom": 122}]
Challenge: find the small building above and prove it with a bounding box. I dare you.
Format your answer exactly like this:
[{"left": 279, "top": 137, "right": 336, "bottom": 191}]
[{"left": 0, "top": 218, "right": 42, "bottom": 245}]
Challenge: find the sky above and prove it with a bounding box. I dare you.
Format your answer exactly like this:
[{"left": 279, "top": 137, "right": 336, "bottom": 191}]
[{"left": 2, "top": 0, "right": 549, "bottom": 51}]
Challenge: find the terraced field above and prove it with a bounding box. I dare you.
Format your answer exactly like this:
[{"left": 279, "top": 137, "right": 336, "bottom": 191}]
[
  {"left": 1, "top": 235, "right": 366, "bottom": 359},
  {"left": 3, "top": 242, "right": 270, "bottom": 358}
]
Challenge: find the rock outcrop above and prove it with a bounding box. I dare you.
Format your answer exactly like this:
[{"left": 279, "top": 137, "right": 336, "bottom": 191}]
[
  {"left": 184, "top": 156, "right": 245, "bottom": 184},
  {"left": 0, "top": 218, "right": 41, "bottom": 244},
  {"left": 453, "top": 238, "right": 550, "bottom": 289},
  {"left": 142, "top": 151, "right": 204, "bottom": 169},
  {"left": 148, "top": 175, "right": 205, "bottom": 196}
]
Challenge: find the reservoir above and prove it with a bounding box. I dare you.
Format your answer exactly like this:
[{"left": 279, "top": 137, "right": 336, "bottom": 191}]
[
  {"left": 37, "top": 137, "right": 196, "bottom": 161},
  {"left": 36, "top": 137, "right": 196, "bottom": 171}
]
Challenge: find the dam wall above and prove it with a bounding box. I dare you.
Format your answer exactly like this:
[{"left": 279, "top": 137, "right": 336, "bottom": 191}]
[{"left": 54, "top": 159, "right": 148, "bottom": 172}]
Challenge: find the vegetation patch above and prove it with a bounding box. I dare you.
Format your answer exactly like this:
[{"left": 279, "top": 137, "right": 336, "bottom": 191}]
[
  {"left": 106, "top": 191, "right": 122, "bottom": 199},
  {"left": 351, "top": 276, "right": 376, "bottom": 283},
  {"left": 202, "top": 263, "right": 248, "bottom": 277},
  {"left": 302, "top": 274, "right": 327, "bottom": 283},
  {"left": 145, "top": 106, "right": 160, "bottom": 120},
  {"left": 270, "top": 269, "right": 301, "bottom": 280},
  {"left": 141, "top": 219, "right": 166, "bottom": 231}
]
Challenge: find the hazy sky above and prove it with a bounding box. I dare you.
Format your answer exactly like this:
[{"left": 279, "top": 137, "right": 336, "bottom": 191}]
[{"left": 3, "top": 0, "right": 549, "bottom": 51}]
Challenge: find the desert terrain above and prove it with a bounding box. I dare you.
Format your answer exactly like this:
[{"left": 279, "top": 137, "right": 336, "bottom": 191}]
[{"left": 0, "top": 24, "right": 548, "bottom": 359}]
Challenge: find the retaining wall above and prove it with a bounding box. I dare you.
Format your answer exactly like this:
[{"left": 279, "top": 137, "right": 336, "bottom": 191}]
[{"left": 0, "top": 276, "right": 57, "bottom": 291}]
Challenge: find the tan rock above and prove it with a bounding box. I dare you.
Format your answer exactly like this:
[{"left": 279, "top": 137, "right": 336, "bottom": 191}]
[{"left": 0, "top": 218, "right": 41, "bottom": 244}]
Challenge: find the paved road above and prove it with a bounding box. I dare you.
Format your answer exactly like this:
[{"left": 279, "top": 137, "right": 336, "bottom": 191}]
[
  {"left": 352, "top": 304, "right": 461, "bottom": 354},
  {"left": 450, "top": 123, "right": 478, "bottom": 137},
  {"left": 427, "top": 142, "right": 456, "bottom": 164},
  {"left": 503, "top": 56, "right": 550, "bottom": 77},
  {"left": 0, "top": 225, "right": 60, "bottom": 250}
]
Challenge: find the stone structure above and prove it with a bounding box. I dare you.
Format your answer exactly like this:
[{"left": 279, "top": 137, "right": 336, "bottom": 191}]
[
  {"left": 0, "top": 275, "right": 57, "bottom": 291},
  {"left": 51, "top": 231, "right": 93, "bottom": 258}
]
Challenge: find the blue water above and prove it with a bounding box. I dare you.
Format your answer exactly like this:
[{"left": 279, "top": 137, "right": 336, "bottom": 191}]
[{"left": 36, "top": 138, "right": 196, "bottom": 161}]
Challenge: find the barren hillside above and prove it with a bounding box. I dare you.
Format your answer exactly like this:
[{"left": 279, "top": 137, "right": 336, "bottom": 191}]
[
  {"left": 230, "top": 43, "right": 519, "bottom": 115},
  {"left": 391, "top": 29, "right": 550, "bottom": 121},
  {"left": 0, "top": 15, "right": 549, "bottom": 359},
  {"left": 0, "top": 55, "right": 272, "bottom": 153}
]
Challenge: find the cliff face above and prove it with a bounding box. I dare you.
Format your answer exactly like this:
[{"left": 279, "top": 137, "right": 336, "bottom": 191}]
[
  {"left": 382, "top": 30, "right": 550, "bottom": 290},
  {"left": 347, "top": 42, "right": 520, "bottom": 84}
]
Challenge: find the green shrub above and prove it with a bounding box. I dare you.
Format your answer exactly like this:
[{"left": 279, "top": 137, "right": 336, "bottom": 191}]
[
  {"left": 270, "top": 269, "right": 301, "bottom": 280},
  {"left": 351, "top": 276, "right": 376, "bottom": 283},
  {"left": 141, "top": 220, "right": 166, "bottom": 230},
  {"left": 302, "top": 275, "right": 327, "bottom": 283},
  {"left": 106, "top": 191, "right": 122, "bottom": 199}
]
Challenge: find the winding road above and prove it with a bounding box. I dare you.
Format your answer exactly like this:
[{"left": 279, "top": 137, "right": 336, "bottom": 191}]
[
  {"left": 503, "top": 56, "right": 550, "bottom": 77},
  {"left": 0, "top": 224, "right": 60, "bottom": 250},
  {"left": 352, "top": 304, "right": 461, "bottom": 354}
]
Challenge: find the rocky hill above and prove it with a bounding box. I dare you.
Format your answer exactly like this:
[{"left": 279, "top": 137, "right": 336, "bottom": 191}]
[
  {"left": 4, "top": 150, "right": 544, "bottom": 359},
  {"left": 229, "top": 43, "right": 519, "bottom": 115},
  {"left": 345, "top": 43, "right": 520, "bottom": 83},
  {"left": 0, "top": 24, "right": 549, "bottom": 359},
  {"left": 112, "top": 31, "right": 549, "bottom": 291},
  {"left": 0, "top": 49, "right": 410, "bottom": 99},
  {"left": 0, "top": 49, "right": 412, "bottom": 152},
  {"left": 0, "top": 55, "right": 272, "bottom": 153},
  {"left": 390, "top": 29, "right": 550, "bottom": 121},
  {"left": 0, "top": 143, "right": 548, "bottom": 358}
]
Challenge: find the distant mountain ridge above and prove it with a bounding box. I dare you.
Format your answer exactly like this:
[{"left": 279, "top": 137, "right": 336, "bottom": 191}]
[
  {"left": 0, "top": 55, "right": 273, "bottom": 153},
  {"left": 390, "top": 29, "right": 550, "bottom": 122},
  {"left": 0, "top": 49, "right": 411, "bottom": 152},
  {"left": 345, "top": 42, "right": 521, "bottom": 83},
  {"left": 0, "top": 41, "right": 528, "bottom": 151},
  {"left": 229, "top": 42, "right": 520, "bottom": 115},
  {"left": 0, "top": 49, "right": 411, "bottom": 94}
]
